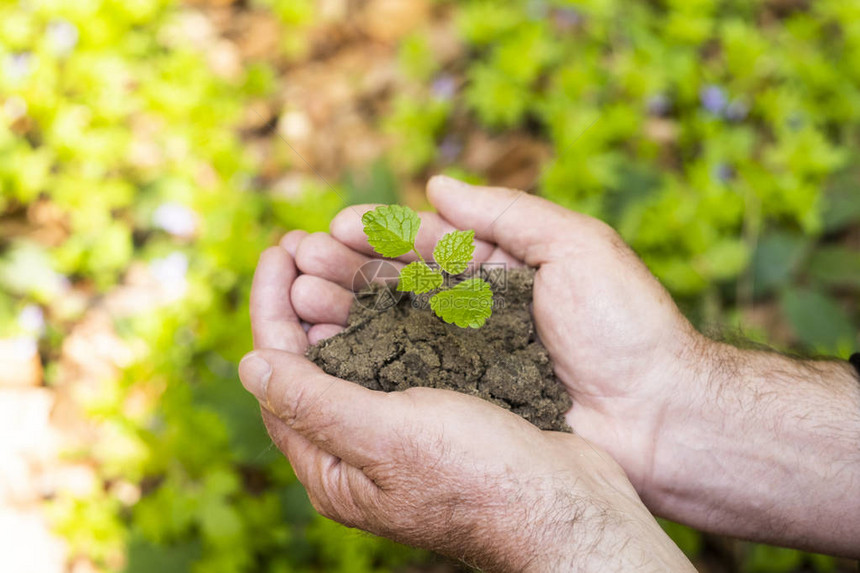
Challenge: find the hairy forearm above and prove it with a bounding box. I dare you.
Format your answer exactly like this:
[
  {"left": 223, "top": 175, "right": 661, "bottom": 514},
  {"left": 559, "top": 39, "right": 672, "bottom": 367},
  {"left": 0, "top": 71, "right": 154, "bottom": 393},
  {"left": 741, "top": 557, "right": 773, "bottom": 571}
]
[
  {"left": 453, "top": 456, "right": 694, "bottom": 572},
  {"left": 514, "top": 491, "right": 695, "bottom": 573},
  {"left": 653, "top": 340, "right": 860, "bottom": 556}
]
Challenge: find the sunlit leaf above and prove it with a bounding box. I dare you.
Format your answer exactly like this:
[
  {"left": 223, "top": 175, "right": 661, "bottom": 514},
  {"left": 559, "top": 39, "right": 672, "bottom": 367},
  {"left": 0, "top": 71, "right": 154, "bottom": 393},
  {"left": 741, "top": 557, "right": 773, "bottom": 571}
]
[
  {"left": 429, "top": 278, "right": 493, "bottom": 329},
  {"left": 807, "top": 246, "right": 860, "bottom": 289},
  {"left": 433, "top": 230, "right": 475, "bottom": 275},
  {"left": 780, "top": 287, "right": 856, "bottom": 352},
  {"left": 397, "top": 261, "right": 443, "bottom": 294},
  {"left": 361, "top": 205, "right": 420, "bottom": 258}
]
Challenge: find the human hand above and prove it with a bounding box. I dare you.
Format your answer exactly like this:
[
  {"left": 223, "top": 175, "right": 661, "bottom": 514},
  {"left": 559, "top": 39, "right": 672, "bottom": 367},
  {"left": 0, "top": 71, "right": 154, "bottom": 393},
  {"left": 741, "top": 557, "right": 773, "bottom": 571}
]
[
  {"left": 276, "top": 176, "right": 860, "bottom": 558},
  {"left": 280, "top": 175, "right": 860, "bottom": 557},
  {"left": 279, "top": 176, "right": 705, "bottom": 499},
  {"left": 240, "top": 245, "right": 694, "bottom": 571}
]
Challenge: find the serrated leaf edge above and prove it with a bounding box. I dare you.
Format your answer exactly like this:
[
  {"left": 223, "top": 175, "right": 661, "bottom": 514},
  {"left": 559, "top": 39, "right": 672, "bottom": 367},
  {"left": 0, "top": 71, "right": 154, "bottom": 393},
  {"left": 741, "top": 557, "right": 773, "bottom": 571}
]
[
  {"left": 433, "top": 229, "right": 476, "bottom": 275},
  {"left": 397, "top": 261, "right": 443, "bottom": 294},
  {"left": 361, "top": 205, "right": 420, "bottom": 258},
  {"left": 428, "top": 278, "right": 493, "bottom": 329}
]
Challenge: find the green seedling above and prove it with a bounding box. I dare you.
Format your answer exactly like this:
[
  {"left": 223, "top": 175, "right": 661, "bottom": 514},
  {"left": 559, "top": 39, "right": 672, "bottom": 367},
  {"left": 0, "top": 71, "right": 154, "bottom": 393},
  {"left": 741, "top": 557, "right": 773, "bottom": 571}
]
[{"left": 362, "top": 205, "right": 494, "bottom": 328}]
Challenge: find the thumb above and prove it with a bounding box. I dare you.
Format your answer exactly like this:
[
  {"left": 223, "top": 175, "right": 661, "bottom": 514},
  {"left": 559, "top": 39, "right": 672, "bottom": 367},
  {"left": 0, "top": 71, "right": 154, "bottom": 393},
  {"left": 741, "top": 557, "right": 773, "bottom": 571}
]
[
  {"left": 238, "top": 349, "right": 398, "bottom": 468},
  {"left": 426, "top": 175, "right": 600, "bottom": 266}
]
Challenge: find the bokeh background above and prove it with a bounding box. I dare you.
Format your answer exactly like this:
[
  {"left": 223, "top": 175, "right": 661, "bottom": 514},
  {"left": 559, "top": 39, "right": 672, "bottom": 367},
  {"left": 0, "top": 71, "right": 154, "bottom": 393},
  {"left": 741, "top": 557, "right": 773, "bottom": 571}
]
[{"left": 1, "top": 0, "right": 859, "bottom": 571}]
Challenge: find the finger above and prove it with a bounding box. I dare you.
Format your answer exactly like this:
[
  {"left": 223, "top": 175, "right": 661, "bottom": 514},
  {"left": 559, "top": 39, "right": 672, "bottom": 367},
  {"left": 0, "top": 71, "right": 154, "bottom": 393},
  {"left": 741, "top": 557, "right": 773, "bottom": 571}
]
[
  {"left": 250, "top": 247, "right": 308, "bottom": 353},
  {"left": 262, "top": 410, "right": 335, "bottom": 500},
  {"left": 291, "top": 275, "right": 353, "bottom": 326},
  {"left": 261, "top": 408, "right": 328, "bottom": 482},
  {"left": 295, "top": 231, "right": 407, "bottom": 290},
  {"left": 485, "top": 245, "right": 524, "bottom": 268},
  {"left": 308, "top": 324, "right": 344, "bottom": 345},
  {"left": 426, "top": 175, "right": 605, "bottom": 266},
  {"left": 280, "top": 230, "right": 309, "bottom": 257},
  {"left": 330, "top": 205, "right": 507, "bottom": 265},
  {"left": 262, "top": 408, "right": 379, "bottom": 526},
  {"left": 239, "top": 349, "right": 400, "bottom": 468},
  {"left": 261, "top": 409, "right": 341, "bottom": 519},
  {"left": 295, "top": 232, "right": 382, "bottom": 290}
]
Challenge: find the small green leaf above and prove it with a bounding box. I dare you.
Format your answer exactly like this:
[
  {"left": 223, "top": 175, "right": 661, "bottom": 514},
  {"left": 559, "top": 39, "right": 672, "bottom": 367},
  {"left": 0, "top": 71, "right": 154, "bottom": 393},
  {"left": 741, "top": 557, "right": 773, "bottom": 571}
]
[
  {"left": 125, "top": 538, "right": 202, "bottom": 573},
  {"left": 780, "top": 287, "right": 856, "bottom": 352},
  {"left": 657, "top": 519, "right": 702, "bottom": 558},
  {"left": 745, "top": 544, "right": 803, "bottom": 573},
  {"left": 807, "top": 246, "right": 860, "bottom": 289},
  {"left": 751, "top": 231, "right": 809, "bottom": 296},
  {"left": 397, "top": 262, "right": 443, "bottom": 294},
  {"left": 429, "top": 278, "right": 493, "bottom": 328},
  {"left": 433, "top": 230, "right": 476, "bottom": 275},
  {"left": 362, "top": 205, "right": 421, "bottom": 258}
]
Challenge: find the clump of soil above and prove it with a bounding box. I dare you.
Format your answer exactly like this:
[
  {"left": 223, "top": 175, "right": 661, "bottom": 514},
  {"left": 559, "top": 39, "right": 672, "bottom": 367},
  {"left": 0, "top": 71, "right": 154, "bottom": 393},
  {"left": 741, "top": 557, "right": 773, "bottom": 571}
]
[{"left": 307, "top": 269, "right": 571, "bottom": 432}]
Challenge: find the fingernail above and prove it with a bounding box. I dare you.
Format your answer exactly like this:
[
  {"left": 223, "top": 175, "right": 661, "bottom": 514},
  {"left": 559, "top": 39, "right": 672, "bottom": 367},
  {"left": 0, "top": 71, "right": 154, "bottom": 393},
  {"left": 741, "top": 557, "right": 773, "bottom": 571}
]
[{"left": 239, "top": 353, "right": 272, "bottom": 404}]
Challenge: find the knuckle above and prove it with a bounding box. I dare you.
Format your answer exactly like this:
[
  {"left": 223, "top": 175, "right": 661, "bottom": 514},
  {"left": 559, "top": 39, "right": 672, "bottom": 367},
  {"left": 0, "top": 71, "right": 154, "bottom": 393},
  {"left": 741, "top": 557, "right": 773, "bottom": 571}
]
[
  {"left": 300, "top": 421, "right": 336, "bottom": 450},
  {"left": 319, "top": 466, "right": 365, "bottom": 529},
  {"left": 290, "top": 274, "right": 316, "bottom": 305},
  {"left": 261, "top": 245, "right": 284, "bottom": 260},
  {"left": 286, "top": 389, "right": 340, "bottom": 449},
  {"left": 329, "top": 208, "right": 355, "bottom": 238},
  {"left": 276, "top": 379, "right": 309, "bottom": 426},
  {"left": 284, "top": 229, "right": 308, "bottom": 243},
  {"left": 496, "top": 185, "right": 524, "bottom": 199},
  {"left": 307, "top": 491, "right": 338, "bottom": 521},
  {"left": 294, "top": 232, "right": 330, "bottom": 273},
  {"left": 399, "top": 386, "right": 436, "bottom": 401},
  {"left": 591, "top": 219, "right": 624, "bottom": 246}
]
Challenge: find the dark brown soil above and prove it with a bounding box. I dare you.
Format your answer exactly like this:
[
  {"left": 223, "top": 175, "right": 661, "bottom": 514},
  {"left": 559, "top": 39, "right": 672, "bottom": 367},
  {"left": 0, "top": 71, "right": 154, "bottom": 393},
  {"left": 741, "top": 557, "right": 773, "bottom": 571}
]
[{"left": 307, "top": 268, "right": 571, "bottom": 432}]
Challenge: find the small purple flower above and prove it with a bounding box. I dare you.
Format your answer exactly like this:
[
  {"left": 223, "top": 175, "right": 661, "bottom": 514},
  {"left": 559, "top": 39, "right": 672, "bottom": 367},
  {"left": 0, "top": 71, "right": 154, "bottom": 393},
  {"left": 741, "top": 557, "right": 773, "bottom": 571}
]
[
  {"left": 431, "top": 74, "right": 457, "bottom": 102},
  {"left": 150, "top": 252, "right": 189, "bottom": 301},
  {"left": 4, "top": 53, "right": 32, "bottom": 83},
  {"left": 18, "top": 305, "right": 45, "bottom": 335},
  {"left": 646, "top": 93, "right": 672, "bottom": 117},
  {"left": 438, "top": 135, "right": 462, "bottom": 163},
  {"left": 153, "top": 202, "right": 197, "bottom": 237},
  {"left": 553, "top": 7, "right": 582, "bottom": 30},
  {"left": 712, "top": 163, "right": 735, "bottom": 183},
  {"left": 724, "top": 100, "right": 748, "bottom": 122},
  {"left": 700, "top": 85, "right": 727, "bottom": 116},
  {"left": 47, "top": 19, "right": 78, "bottom": 56}
]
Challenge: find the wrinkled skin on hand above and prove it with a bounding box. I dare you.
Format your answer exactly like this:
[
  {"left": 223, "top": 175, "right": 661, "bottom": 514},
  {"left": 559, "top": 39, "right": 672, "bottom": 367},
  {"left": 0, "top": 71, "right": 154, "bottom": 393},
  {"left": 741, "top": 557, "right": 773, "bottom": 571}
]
[
  {"left": 240, "top": 177, "right": 696, "bottom": 570},
  {"left": 278, "top": 176, "right": 705, "bottom": 498},
  {"left": 244, "top": 347, "right": 676, "bottom": 571},
  {"left": 249, "top": 175, "right": 860, "bottom": 560}
]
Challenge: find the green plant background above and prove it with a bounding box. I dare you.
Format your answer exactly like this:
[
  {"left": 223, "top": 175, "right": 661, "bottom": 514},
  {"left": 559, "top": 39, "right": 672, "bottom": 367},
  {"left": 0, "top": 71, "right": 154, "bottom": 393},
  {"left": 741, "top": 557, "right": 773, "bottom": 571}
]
[{"left": 1, "top": 0, "right": 858, "bottom": 571}]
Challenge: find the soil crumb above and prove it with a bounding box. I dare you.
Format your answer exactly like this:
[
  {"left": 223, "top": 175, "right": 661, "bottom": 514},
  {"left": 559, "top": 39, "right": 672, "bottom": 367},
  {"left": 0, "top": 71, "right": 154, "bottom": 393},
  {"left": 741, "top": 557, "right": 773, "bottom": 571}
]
[{"left": 307, "top": 268, "right": 571, "bottom": 432}]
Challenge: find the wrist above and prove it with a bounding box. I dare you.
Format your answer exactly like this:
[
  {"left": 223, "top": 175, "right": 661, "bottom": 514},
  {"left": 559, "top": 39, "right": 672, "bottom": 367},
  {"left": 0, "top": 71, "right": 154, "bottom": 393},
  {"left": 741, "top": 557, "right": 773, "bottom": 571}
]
[
  {"left": 516, "top": 492, "right": 694, "bottom": 572},
  {"left": 650, "top": 339, "right": 860, "bottom": 556},
  {"left": 496, "top": 439, "right": 694, "bottom": 572}
]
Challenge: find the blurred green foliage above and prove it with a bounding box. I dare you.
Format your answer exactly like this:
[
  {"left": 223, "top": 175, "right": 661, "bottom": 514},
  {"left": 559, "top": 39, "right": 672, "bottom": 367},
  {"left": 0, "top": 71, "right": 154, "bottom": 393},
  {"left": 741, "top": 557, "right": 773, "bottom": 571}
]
[
  {"left": 1, "top": 0, "right": 858, "bottom": 572},
  {"left": 1, "top": 0, "right": 424, "bottom": 571},
  {"left": 390, "top": 0, "right": 860, "bottom": 353}
]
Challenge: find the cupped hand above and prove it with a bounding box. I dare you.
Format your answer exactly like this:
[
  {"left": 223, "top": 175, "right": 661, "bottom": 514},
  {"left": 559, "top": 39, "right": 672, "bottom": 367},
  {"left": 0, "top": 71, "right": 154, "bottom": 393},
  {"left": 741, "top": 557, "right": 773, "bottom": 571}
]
[
  {"left": 241, "top": 244, "right": 693, "bottom": 571},
  {"left": 278, "top": 176, "right": 706, "bottom": 502}
]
